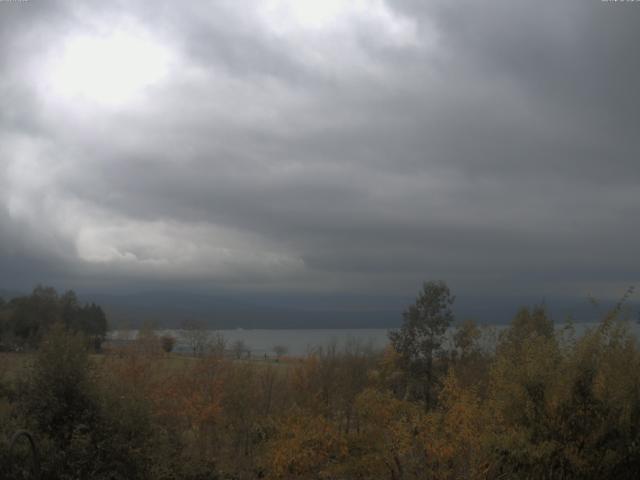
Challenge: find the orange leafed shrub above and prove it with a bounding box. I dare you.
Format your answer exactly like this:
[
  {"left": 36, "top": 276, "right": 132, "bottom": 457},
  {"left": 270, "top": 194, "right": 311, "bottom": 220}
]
[{"left": 263, "top": 410, "right": 347, "bottom": 479}]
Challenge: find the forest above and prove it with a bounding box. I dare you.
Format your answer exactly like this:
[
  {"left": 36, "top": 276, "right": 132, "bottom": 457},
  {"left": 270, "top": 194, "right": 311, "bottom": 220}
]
[
  {"left": 0, "top": 286, "right": 107, "bottom": 352},
  {"left": 1, "top": 282, "right": 640, "bottom": 479}
]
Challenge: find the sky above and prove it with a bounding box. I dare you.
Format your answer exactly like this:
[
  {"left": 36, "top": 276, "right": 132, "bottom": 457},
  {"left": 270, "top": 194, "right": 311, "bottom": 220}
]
[{"left": 0, "top": 0, "right": 639, "bottom": 311}]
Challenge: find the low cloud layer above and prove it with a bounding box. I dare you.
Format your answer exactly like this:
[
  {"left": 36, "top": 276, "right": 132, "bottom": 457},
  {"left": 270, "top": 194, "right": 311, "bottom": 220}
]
[{"left": 1, "top": 0, "right": 639, "bottom": 302}]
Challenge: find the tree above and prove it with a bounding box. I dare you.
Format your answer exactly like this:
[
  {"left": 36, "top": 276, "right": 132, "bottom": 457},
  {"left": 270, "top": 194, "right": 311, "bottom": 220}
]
[
  {"left": 60, "top": 289, "right": 81, "bottom": 330},
  {"left": 60, "top": 291, "right": 108, "bottom": 350},
  {"left": 272, "top": 344, "right": 288, "bottom": 360},
  {"left": 498, "top": 305, "right": 553, "bottom": 355},
  {"left": 180, "top": 319, "right": 211, "bottom": 356},
  {"left": 389, "top": 281, "right": 455, "bottom": 409},
  {"left": 18, "top": 323, "right": 95, "bottom": 443},
  {"left": 136, "top": 320, "right": 161, "bottom": 356},
  {"left": 160, "top": 334, "right": 176, "bottom": 353},
  {"left": 81, "top": 302, "right": 108, "bottom": 349},
  {"left": 348, "top": 388, "right": 422, "bottom": 479},
  {"left": 264, "top": 410, "right": 347, "bottom": 479},
  {"left": 18, "top": 323, "right": 159, "bottom": 478},
  {"left": 16, "top": 323, "right": 101, "bottom": 478},
  {"left": 2, "top": 287, "right": 107, "bottom": 350},
  {"left": 453, "top": 319, "right": 481, "bottom": 359},
  {"left": 9, "top": 286, "right": 61, "bottom": 348},
  {"left": 232, "top": 339, "right": 248, "bottom": 359},
  {"left": 210, "top": 332, "right": 227, "bottom": 357}
]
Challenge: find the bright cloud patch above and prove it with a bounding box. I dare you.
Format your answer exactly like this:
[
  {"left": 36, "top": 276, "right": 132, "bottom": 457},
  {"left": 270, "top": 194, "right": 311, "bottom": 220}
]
[
  {"left": 42, "top": 26, "right": 172, "bottom": 107},
  {"left": 0, "top": 132, "right": 303, "bottom": 280},
  {"left": 74, "top": 216, "right": 303, "bottom": 279},
  {"left": 257, "top": 0, "right": 424, "bottom": 75},
  {"left": 260, "top": 0, "right": 418, "bottom": 43}
]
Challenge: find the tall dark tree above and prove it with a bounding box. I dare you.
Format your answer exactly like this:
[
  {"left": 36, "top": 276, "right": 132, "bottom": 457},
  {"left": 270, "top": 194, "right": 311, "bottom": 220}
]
[
  {"left": 17, "top": 324, "right": 155, "bottom": 478},
  {"left": 2, "top": 287, "right": 107, "bottom": 350},
  {"left": 8, "top": 286, "right": 60, "bottom": 348},
  {"left": 389, "top": 280, "right": 455, "bottom": 409},
  {"left": 60, "top": 289, "right": 81, "bottom": 330},
  {"left": 81, "top": 303, "right": 108, "bottom": 350},
  {"left": 18, "top": 323, "right": 96, "bottom": 446}
]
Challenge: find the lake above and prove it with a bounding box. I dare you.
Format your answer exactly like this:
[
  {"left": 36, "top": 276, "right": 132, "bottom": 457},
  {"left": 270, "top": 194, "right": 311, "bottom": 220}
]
[
  {"left": 109, "top": 321, "right": 640, "bottom": 357},
  {"left": 111, "top": 328, "right": 390, "bottom": 356}
]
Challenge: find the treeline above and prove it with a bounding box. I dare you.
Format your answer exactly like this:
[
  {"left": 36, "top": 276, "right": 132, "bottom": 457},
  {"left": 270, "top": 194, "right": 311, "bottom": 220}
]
[
  {"left": 0, "top": 285, "right": 108, "bottom": 351},
  {"left": 1, "top": 282, "right": 640, "bottom": 479}
]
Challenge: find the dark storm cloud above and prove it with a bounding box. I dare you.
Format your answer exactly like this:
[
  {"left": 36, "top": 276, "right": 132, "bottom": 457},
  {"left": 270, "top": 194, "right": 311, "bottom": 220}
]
[{"left": 0, "top": 0, "right": 638, "bottom": 300}]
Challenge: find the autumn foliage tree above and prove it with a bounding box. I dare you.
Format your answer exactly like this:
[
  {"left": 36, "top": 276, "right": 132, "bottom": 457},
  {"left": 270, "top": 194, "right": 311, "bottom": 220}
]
[{"left": 4, "top": 282, "right": 640, "bottom": 479}]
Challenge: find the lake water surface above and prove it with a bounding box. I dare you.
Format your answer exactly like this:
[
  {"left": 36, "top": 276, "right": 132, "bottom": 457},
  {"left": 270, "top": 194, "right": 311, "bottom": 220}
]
[{"left": 110, "top": 321, "right": 640, "bottom": 357}]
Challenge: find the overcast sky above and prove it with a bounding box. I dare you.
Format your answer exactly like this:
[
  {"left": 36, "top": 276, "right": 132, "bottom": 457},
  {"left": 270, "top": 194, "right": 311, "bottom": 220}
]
[{"left": 1, "top": 0, "right": 639, "bottom": 304}]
